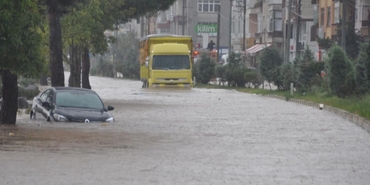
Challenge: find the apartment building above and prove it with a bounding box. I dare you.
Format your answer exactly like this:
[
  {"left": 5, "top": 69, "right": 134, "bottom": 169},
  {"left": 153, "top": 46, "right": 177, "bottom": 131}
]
[
  {"left": 356, "top": 0, "right": 370, "bottom": 41},
  {"left": 282, "top": 0, "right": 318, "bottom": 61},
  {"left": 156, "top": 0, "right": 231, "bottom": 55}
]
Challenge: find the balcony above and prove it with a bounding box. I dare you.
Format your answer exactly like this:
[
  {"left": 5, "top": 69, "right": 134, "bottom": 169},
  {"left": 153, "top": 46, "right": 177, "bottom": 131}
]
[
  {"left": 267, "top": 31, "right": 283, "bottom": 38},
  {"left": 255, "top": 31, "right": 283, "bottom": 38}
]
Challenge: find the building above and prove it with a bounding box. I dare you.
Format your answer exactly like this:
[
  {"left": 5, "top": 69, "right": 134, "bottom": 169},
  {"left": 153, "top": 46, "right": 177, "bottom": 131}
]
[
  {"left": 283, "top": 0, "right": 319, "bottom": 61},
  {"left": 356, "top": 0, "right": 370, "bottom": 41},
  {"left": 155, "top": 0, "right": 232, "bottom": 58}
]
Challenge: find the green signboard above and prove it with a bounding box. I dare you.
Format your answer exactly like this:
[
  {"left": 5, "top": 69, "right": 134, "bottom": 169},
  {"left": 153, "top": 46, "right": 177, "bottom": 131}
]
[{"left": 195, "top": 24, "right": 218, "bottom": 33}]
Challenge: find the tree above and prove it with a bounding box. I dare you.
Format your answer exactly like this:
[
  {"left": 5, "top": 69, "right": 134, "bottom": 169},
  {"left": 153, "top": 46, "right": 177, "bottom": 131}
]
[
  {"left": 224, "top": 52, "right": 245, "bottom": 86},
  {"left": 325, "top": 45, "right": 355, "bottom": 98},
  {"left": 259, "top": 47, "right": 283, "bottom": 90},
  {"left": 277, "top": 62, "right": 298, "bottom": 91},
  {"left": 215, "top": 65, "right": 226, "bottom": 86},
  {"left": 295, "top": 47, "right": 324, "bottom": 92},
  {"left": 317, "top": 37, "right": 334, "bottom": 51},
  {"left": 244, "top": 68, "right": 263, "bottom": 88},
  {"left": 336, "top": 21, "right": 364, "bottom": 60},
  {"left": 62, "top": 0, "right": 176, "bottom": 88},
  {"left": 43, "top": 0, "right": 85, "bottom": 87},
  {"left": 115, "top": 31, "right": 140, "bottom": 79},
  {"left": 197, "top": 54, "right": 215, "bottom": 84},
  {"left": 355, "top": 42, "right": 370, "bottom": 96},
  {"left": 62, "top": 0, "right": 105, "bottom": 88},
  {"left": 0, "top": 0, "right": 45, "bottom": 124}
]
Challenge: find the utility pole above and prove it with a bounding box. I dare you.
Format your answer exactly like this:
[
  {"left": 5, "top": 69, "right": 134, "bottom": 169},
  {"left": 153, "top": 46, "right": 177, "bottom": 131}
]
[
  {"left": 242, "top": 0, "right": 246, "bottom": 52},
  {"left": 341, "top": 0, "right": 346, "bottom": 49},
  {"left": 285, "top": 0, "right": 293, "bottom": 63},
  {"left": 295, "top": 0, "right": 301, "bottom": 57},
  {"left": 229, "top": 0, "right": 232, "bottom": 55},
  {"left": 140, "top": 17, "right": 144, "bottom": 37},
  {"left": 217, "top": 10, "right": 221, "bottom": 63},
  {"left": 182, "top": 0, "right": 186, "bottom": 35}
]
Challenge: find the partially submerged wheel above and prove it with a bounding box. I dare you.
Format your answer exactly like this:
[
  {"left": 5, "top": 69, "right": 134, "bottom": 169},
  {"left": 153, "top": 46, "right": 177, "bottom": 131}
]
[
  {"left": 30, "top": 110, "right": 36, "bottom": 120},
  {"left": 142, "top": 81, "right": 149, "bottom": 88}
]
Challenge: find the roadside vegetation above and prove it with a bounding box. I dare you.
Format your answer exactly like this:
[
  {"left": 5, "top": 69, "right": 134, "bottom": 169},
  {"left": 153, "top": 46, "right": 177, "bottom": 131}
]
[
  {"left": 193, "top": 42, "right": 370, "bottom": 122},
  {"left": 1, "top": 0, "right": 176, "bottom": 124}
]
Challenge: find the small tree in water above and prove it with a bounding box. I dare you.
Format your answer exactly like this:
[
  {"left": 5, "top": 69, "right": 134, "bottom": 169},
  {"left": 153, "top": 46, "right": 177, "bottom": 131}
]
[
  {"left": 197, "top": 54, "right": 215, "bottom": 84},
  {"left": 259, "top": 46, "right": 283, "bottom": 90}
]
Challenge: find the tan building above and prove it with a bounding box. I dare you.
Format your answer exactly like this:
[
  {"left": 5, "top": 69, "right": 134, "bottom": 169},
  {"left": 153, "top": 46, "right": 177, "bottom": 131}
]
[{"left": 356, "top": 0, "right": 370, "bottom": 41}]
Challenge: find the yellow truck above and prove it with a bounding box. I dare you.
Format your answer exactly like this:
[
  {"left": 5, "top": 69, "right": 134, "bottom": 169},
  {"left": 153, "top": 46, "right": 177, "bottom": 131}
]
[{"left": 139, "top": 34, "right": 193, "bottom": 88}]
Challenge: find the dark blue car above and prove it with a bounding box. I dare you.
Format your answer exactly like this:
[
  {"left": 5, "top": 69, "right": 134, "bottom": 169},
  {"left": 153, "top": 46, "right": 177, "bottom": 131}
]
[{"left": 30, "top": 87, "right": 114, "bottom": 122}]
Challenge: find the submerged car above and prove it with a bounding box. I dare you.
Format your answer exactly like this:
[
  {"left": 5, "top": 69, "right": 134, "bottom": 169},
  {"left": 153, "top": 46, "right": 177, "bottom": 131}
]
[{"left": 30, "top": 87, "right": 114, "bottom": 122}]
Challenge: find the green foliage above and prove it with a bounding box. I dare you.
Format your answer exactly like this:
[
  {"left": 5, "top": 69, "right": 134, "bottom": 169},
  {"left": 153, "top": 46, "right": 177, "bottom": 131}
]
[
  {"left": 223, "top": 52, "right": 246, "bottom": 87},
  {"left": 215, "top": 65, "right": 227, "bottom": 85},
  {"left": 0, "top": 0, "right": 46, "bottom": 77},
  {"left": 192, "top": 61, "right": 199, "bottom": 80},
  {"left": 244, "top": 68, "right": 263, "bottom": 88},
  {"left": 18, "top": 87, "right": 40, "bottom": 100},
  {"left": 295, "top": 47, "right": 325, "bottom": 92},
  {"left": 18, "top": 78, "right": 38, "bottom": 87},
  {"left": 115, "top": 31, "right": 140, "bottom": 79},
  {"left": 335, "top": 21, "right": 364, "bottom": 60},
  {"left": 197, "top": 54, "right": 215, "bottom": 84},
  {"left": 317, "top": 37, "right": 334, "bottom": 50},
  {"left": 215, "top": 65, "right": 226, "bottom": 79},
  {"left": 91, "top": 56, "right": 114, "bottom": 77},
  {"left": 259, "top": 47, "right": 283, "bottom": 89},
  {"left": 278, "top": 62, "right": 297, "bottom": 91},
  {"left": 325, "top": 45, "right": 355, "bottom": 98},
  {"left": 355, "top": 42, "right": 370, "bottom": 96},
  {"left": 227, "top": 52, "right": 243, "bottom": 68},
  {"left": 231, "top": 68, "right": 247, "bottom": 87},
  {"left": 121, "top": 0, "right": 176, "bottom": 22}
]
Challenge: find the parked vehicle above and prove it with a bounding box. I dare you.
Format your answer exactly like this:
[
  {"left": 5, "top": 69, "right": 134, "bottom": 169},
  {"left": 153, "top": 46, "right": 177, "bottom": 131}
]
[
  {"left": 30, "top": 87, "right": 114, "bottom": 122},
  {"left": 139, "top": 34, "right": 193, "bottom": 88}
]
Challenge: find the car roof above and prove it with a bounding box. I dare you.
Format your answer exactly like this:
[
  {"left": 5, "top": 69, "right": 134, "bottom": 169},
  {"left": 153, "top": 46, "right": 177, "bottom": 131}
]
[{"left": 51, "top": 87, "right": 96, "bottom": 93}]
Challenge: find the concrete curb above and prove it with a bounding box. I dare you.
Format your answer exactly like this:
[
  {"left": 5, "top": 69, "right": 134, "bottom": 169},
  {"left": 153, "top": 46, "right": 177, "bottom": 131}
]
[{"left": 262, "top": 94, "right": 370, "bottom": 133}]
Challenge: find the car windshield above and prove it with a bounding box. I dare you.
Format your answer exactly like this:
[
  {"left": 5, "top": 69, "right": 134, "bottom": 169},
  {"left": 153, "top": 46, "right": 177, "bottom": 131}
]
[
  {"left": 55, "top": 91, "right": 104, "bottom": 109},
  {"left": 152, "top": 55, "right": 190, "bottom": 70}
]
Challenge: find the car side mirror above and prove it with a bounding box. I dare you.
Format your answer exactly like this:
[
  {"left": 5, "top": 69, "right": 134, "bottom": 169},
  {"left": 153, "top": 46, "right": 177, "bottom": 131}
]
[
  {"left": 42, "top": 102, "right": 51, "bottom": 107},
  {"left": 107, "top": 106, "right": 114, "bottom": 111}
]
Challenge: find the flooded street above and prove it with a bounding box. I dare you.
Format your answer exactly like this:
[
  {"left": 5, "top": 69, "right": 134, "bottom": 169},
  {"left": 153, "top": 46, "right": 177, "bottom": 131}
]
[{"left": 1, "top": 74, "right": 370, "bottom": 184}]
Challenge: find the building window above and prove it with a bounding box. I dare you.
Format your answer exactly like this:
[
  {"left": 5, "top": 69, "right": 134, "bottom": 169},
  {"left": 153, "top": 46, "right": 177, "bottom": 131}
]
[
  {"left": 334, "top": 2, "right": 340, "bottom": 23},
  {"left": 198, "top": 0, "right": 221, "bottom": 12},
  {"left": 327, "top": 7, "right": 331, "bottom": 26},
  {"left": 269, "top": 11, "right": 273, "bottom": 32},
  {"left": 313, "top": 5, "right": 318, "bottom": 25},
  {"left": 275, "top": 10, "right": 282, "bottom": 31},
  {"left": 362, "top": 5, "right": 370, "bottom": 20},
  {"left": 258, "top": 14, "right": 262, "bottom": 33}
]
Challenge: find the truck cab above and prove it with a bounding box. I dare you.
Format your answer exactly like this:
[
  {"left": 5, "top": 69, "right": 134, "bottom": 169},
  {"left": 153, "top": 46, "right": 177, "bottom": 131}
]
[{"left": 139, "top": 35, "right": 193, "bottom": 88}]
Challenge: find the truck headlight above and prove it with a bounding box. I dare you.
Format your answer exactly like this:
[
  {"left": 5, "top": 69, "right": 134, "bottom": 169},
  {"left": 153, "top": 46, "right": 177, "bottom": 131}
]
[
  {"left": 105, "top": 117, "right": 115, "bottom": 122},
  {"left": 53, "top": 113, "right": 69, "bottom": 122}
]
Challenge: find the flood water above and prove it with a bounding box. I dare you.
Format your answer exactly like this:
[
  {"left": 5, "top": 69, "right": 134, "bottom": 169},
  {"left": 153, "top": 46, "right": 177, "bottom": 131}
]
[{"left": 0, "top": 73, "right": 369, "bottom": 185}]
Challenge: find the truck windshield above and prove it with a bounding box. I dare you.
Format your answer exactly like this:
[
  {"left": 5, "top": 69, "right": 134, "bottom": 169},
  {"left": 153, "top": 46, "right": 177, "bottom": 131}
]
[{"left": 152, "top": 55, "right": 190, "bottom": 70}]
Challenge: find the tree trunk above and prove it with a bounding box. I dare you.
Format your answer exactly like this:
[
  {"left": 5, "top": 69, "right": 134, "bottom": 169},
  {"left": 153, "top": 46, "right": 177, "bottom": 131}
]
[
  {"left": 48, "top": 7, "right": 65, "bottom": 87},
  {"left": 40, "top": 74, "right": 48, "bottom": 86},
  {"left": 68, "top": 44, "right": 81, "bottom": 87},
  {"left": 82, "top": 47, "right": 91, "bottom": 89},
  {"left": 0, "top": 70, "right": 18, "bottom": 125}
]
